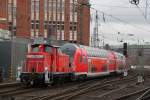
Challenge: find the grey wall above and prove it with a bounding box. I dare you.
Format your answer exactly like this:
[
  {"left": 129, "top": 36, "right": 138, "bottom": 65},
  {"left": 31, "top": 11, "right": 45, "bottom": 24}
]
[
  {"left": 0, "top": 38, "right": 30, "bottom": 80},
  {"left": 0, "top": 41, "right": 11, "bottom": 79}
]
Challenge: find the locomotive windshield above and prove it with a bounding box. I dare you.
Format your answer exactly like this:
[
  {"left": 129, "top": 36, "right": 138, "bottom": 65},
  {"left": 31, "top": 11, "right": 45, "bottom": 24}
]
[
  {"left": 60, "top": 43, "right": 77, "bottom": 63},
  {"left": 31, "top": 44, "right": 52, "bottom": 53},
  {"left": 32, "top": 46, "right": 39, "bottom": 52}
]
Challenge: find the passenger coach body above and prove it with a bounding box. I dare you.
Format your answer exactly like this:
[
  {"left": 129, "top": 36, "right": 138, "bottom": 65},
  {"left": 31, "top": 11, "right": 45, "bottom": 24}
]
[{"left": 61, "top": 43, "right": 126, "bottom": 78}]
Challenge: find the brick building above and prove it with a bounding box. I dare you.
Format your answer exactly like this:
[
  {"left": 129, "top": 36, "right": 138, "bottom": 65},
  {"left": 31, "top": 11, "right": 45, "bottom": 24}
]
[{"left": 0, "top": 0, "right": 90, "bottom": 45}]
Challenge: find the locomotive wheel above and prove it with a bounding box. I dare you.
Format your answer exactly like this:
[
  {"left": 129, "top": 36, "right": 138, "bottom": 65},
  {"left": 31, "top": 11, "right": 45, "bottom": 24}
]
[
  {"left": 22, "top": 81, "right": 32, "bottom": 88},
  {"left": 82, "top": 74, "right": 87, "bottom": 81},
  {"left": 70, "top": 75, "right": 77, "bottom": 81}
]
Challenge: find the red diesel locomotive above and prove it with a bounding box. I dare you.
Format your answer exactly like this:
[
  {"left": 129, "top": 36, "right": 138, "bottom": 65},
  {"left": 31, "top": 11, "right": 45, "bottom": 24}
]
[{"left": 19, "top": 42, "right": 127, "bottom": 86}]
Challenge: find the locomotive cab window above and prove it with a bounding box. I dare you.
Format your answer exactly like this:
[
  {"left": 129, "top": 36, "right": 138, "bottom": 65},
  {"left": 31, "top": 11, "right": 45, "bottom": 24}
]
[
  {"left": 32, "top": 46, "right": 39, "bottom": 52},
  {"left": 45, "top": 46, "right": 52, "bottom": 53}
]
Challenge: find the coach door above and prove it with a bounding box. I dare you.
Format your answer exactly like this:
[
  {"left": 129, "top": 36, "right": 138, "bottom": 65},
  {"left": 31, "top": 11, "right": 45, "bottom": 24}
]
[{"left": 88, "top": 58, "right": 92, "bottom": 73}]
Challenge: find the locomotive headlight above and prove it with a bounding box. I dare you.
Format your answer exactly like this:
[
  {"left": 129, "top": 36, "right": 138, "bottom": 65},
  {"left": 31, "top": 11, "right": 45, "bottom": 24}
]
[
  {"left": 17, "top": 67, "right": 21, "bottom": 70},
  {"left": 45, "top": 67, "right": 48, "bottom": 71}
]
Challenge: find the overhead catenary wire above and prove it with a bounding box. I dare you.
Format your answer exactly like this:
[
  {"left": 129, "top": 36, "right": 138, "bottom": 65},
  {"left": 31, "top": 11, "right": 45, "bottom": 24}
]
[
  {"left": 74, "top": 1, "right": 150, "bottom": 45},
  {"left": 145, "top": 0, "right": 148, "bottom": 19},
  {"left": 90, "top": 6, "right": 150, "bottom": 32},
  {"left": 91, "top": 3, "right": 150, "bottom": 35},
  {"left": 134, "top": 3, "right": 150, "bottom": 24},
  {"left": 92, "top": 4, "right": 150, "bottom": 8},
  {"left": 74, "top": 1, "right": 150, "bottom": 33}
]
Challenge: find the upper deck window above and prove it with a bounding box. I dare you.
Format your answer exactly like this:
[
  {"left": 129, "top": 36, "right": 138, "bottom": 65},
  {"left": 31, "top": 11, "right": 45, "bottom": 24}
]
[
  {"left": 60, "top": 44, "right": 76, "bottom": 57},
  {"left": 60, "top": 44, "right": 77, "bottom": 64}
]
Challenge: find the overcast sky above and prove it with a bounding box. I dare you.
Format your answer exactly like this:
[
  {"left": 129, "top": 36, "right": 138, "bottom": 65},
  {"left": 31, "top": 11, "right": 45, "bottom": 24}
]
[{"left": 90, "top": 0, "right": 150, "bottom": 45}]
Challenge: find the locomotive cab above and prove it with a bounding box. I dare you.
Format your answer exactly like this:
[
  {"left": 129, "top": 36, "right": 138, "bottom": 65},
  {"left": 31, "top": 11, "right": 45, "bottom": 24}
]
[{"left": 20, "top": 43, "right": 57, "bottom": 86}]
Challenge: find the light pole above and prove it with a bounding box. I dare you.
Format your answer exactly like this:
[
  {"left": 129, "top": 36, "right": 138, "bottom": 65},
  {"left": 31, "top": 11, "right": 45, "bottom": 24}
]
[
  {"left": 136, "top": 38, "right": 144, "bottom": 84},
  {"left": 117, "top": 33, "right": 135, "bottom": 76}
]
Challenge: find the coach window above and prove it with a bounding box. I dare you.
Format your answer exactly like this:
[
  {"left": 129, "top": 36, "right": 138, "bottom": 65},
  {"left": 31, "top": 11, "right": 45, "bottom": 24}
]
[
  {"left": 102, "top": 52, "right": 104, "bottom": 57},
  {"left": 80, "top": 56, "right": 82, "bottom": 63},
  {"left": 90, "top": 51, "right": 92, "bottom": 56},
  {"left": 105, "top": 52, "right": 106, "bottom": 57},
  {"left": 93, "top": 52, "right": 95, "bottom": 56},
  {"left": 83, "top": 56, "right": 87, "bottom": 64},
  {"left": 89, "top": 51, "right": 92, "bottom": 57},
  {"left": 88, "top": 51, "right": 91, "bottom": 57},
  {"left": 96, "top": 51, "right": 98, "bottom": 56},
  {"left": 92, "top": 51, "right": 94, "bottom": 56},
  {"left": 93, "top": 51, "right": 95, "bottom": 56},
  {"left": 98, "top": 52, "right": 100, "bottom": 57},
  {"left": 102, "top": 53, "right": 104, "bottom": 57},
  {"left": 101, "top": 53, "right": 103, "bottom": 57},
  {"left": 100, "top": 52, "right": 102, "bottom": 57},
  {"left": 103, "top": 52, "right": 105, "bottom": 57}
]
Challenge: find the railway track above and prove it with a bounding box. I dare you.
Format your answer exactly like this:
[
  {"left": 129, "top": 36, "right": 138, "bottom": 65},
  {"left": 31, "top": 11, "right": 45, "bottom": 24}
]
[
  {"left": 3, "top": 73, "right": 121, "bottom": 100},
  {"left": 0, "top": 83, "right": 44, "bottom": 99},
  {"left": 0, "top": 74, "right": 119, "bottom": 100},
  {"left": 4, "top": 70, "right": 139, "bottom": 100},
  {"left": 100, "top": 75, "right": 150, "bottom": 100},
  {"left": 0, "top": 87, "right": 39, "bottom": 97},
  {"left": 0, "top": 82, "right": 21, "bottom": 88},
  {"left": 0, "top": 87, "right": 45, "bottom": 100},
  {"left": 136, "top": 88, "right": 150, "bottom": 100},
  {"left": 113, "top": 87, "right": 150, "bottom": 100},
  {"left": 26, "top": 75, "right": 136, "bottom": 100},
  {"left": 1, "top": 74, "right": 120, "bottom": 100},
  {"left": 59, "top": 76, "right": 137, "bottom": 100}
]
